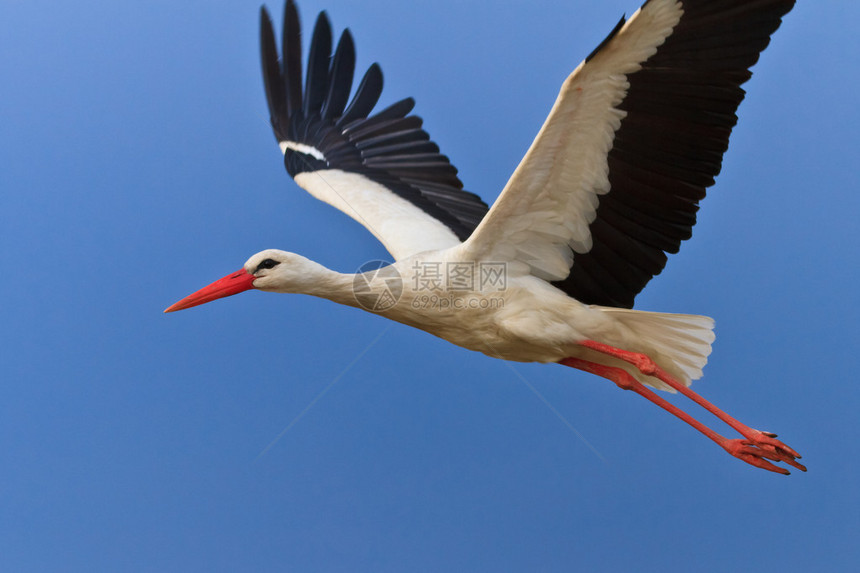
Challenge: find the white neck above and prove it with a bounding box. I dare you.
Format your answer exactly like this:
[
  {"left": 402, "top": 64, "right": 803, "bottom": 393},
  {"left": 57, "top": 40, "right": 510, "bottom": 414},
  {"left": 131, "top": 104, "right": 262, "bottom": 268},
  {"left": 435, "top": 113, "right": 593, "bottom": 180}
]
[{"left": 266, "top": 257, "right": 359, "bottom": 307}]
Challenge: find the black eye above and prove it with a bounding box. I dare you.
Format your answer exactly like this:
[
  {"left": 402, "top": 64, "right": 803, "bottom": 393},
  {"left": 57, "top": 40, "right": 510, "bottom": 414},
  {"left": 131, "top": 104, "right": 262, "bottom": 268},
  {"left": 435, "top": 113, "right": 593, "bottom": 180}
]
[{"left": 256, "top": 258, "right": 280, "bottom": 272}]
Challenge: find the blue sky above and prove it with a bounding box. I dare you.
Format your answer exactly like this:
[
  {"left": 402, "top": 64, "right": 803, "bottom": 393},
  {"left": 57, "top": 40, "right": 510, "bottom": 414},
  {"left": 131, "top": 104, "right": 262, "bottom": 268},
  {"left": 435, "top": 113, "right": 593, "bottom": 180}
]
[{"left": 2, "top": 0, "right": 859, "bottom": 570}]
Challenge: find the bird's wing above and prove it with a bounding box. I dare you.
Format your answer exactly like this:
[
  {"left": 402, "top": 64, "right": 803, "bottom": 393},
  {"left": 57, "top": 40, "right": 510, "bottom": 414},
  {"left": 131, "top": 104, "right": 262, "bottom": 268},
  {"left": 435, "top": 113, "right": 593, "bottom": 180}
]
[
  {"left": 458, "top": 0, "right": 795, "bottom": 308},
  {"left": 260, "top": 1, "right": 489, "bottom": 261}
]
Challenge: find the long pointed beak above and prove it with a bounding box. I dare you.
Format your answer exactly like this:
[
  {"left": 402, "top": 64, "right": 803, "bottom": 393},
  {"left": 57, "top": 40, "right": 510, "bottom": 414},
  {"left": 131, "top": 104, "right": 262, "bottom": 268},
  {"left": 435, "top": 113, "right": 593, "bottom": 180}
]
[{"left": 164, "top": 268, "right": 256, "bottom": 313}]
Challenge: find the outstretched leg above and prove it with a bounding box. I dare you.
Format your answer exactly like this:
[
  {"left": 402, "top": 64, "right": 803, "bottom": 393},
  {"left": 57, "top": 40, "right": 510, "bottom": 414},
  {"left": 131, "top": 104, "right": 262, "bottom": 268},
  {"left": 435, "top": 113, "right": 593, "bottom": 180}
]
[{"left": 561, "top": 344, "right": 805, "bottom": 474}]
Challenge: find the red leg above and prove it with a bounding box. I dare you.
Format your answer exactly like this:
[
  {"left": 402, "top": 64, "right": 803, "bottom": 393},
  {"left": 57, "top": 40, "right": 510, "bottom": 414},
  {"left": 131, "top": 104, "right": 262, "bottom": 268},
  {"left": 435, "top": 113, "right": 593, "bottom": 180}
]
[
  {"left": 560, "top": 349, "right": 805, "bottom": 474},
  {"left": 577, "top": 340, "right": 805, "bottom": 470},
  {"left": 579, "top": 341, "right": 799, "bottom": 455}
]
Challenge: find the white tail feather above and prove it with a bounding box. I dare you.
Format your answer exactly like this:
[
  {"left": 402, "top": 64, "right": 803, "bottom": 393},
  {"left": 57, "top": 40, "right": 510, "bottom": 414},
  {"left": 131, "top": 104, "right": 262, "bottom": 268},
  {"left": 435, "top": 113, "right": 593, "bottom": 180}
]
[{"left": 598, "top": 307, "right": 716, "bottom": 391}]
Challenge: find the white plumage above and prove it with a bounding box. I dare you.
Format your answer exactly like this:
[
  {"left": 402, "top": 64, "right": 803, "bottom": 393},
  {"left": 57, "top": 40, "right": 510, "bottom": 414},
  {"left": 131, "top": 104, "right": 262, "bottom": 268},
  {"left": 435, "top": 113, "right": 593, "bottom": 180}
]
[{"left": 294, "top": 170, "right": 461, "bottom": 260}]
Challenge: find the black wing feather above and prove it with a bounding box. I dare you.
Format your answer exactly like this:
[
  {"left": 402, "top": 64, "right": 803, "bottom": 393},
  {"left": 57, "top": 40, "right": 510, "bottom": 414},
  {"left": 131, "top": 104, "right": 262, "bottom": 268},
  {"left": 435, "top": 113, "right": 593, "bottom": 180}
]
[
  {"left": 337, "top": 64, "right": 383, "bottom": 127},
  {"left": 321, "top": 30, "right": 354, "bottom": 120},
  {"left": 281, "top": 0, "right": 302, "bottom": 118},
  {"left": 260, "top": 1, "right": 488, "bottom": 241},
  {"left": 260, "top": 10, "right": 287, "bottom": 139},
  {"left": 552, "top": 0, "right": 795, "bottom": 308},
  {"left": 303, "top": 13, "right": 332, "bottom": 116}
]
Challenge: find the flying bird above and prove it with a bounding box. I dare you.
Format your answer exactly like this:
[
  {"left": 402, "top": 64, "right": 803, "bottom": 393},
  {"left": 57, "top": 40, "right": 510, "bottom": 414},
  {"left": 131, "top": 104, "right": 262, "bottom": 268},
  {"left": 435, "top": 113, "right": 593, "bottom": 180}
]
[{"left": 167, "top": 0, "right": 804, "bottom": 474}]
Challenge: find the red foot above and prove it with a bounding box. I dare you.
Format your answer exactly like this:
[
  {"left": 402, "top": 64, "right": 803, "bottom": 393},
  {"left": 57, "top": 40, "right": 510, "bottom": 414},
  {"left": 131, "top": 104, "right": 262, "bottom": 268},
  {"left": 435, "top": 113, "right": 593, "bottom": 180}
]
[
  {"left": 720, "top": 437, "right": 806, "bottom": 474},
  {"left": 562, "top": 342, "right": 806, "bottom": 475},
  {"left": 747, "top": 429, "right": 802, "bottom": 459}
]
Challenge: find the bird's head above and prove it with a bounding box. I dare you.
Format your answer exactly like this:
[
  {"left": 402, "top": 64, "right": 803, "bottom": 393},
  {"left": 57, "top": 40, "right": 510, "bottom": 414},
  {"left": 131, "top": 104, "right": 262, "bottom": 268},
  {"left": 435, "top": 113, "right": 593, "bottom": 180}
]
[{"left": 164, "top": 249, "right": 306, "bottom": 313}]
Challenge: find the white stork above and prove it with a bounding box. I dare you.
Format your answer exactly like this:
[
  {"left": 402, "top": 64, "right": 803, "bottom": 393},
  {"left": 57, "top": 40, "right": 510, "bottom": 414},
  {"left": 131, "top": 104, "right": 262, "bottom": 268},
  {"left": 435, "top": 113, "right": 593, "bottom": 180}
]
[{"left": 167, "top": 0, "right": 804, "bottom": 474}]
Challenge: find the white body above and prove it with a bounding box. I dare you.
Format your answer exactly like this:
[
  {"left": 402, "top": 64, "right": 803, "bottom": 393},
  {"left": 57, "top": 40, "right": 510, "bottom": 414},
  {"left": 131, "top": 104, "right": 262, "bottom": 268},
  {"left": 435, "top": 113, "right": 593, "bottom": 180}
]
[{"left": 247, "top": 248, "right": 714, "bottom": 392}]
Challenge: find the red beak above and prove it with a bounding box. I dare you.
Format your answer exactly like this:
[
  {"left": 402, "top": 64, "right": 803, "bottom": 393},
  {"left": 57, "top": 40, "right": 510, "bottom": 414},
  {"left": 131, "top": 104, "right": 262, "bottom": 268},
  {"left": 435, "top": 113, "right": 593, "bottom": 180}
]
[{"left": 164, "top": 268, "right": 256, "bottom": 313}]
